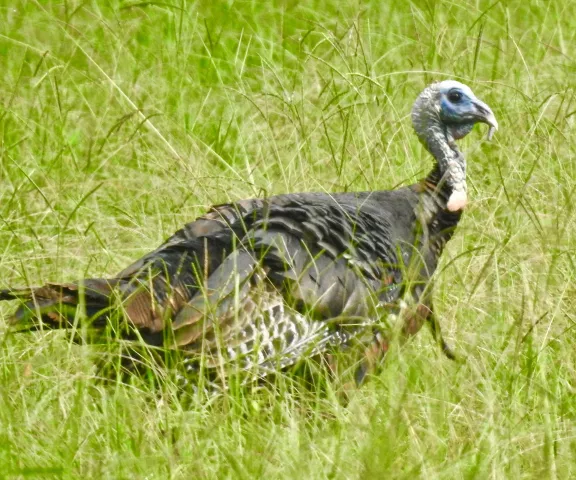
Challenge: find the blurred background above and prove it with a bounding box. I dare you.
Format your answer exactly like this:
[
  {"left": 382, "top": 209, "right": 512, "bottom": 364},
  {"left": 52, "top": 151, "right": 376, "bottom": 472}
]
[{"left": 0, "top": 1, "right": 575, "bottom": 477}]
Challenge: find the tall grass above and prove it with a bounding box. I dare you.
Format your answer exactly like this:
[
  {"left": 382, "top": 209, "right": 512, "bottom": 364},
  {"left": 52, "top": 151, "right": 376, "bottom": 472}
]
[{"left": 0, "top": 0, "right": 575, "bottom": 477}]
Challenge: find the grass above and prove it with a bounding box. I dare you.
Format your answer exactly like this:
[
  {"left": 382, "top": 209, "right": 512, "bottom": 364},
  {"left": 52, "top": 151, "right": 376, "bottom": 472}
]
[{"left": 0, "top": 0, "right": 575, "bottom": 477}]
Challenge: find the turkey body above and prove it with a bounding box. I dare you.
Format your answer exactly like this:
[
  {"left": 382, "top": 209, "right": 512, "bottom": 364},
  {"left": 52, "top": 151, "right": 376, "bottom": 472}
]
[
  {"left": 1, "top": 186, "right": 456, "bottom": 384},
  {"left": 1, "top": 80, "right": 498, "bottom": 386}
]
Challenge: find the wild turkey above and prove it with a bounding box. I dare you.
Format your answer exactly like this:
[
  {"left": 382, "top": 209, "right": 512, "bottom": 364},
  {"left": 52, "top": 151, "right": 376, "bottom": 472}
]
[{"left": 1, "top": 80, "right": 497, "bottom": 387}]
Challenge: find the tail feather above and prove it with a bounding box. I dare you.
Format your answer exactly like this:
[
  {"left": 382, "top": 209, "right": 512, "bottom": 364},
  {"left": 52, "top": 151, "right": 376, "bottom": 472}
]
[
  {"left": 0, "top": 287, "right": 37, "bottom": 301},
  {"left": 1, "top": 280, "right": 122, "bottom": 327}
]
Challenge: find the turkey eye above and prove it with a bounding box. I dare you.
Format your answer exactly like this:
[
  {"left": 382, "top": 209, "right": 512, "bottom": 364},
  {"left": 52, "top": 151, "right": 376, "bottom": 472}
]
[{"left": 448, "top": 90, "right": 462, "bottom": 103}]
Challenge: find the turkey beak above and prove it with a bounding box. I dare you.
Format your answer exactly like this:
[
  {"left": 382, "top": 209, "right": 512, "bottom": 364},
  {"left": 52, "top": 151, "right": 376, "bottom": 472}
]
[{"left": 473, "top": 99, "right": 498, "bottom": 141}]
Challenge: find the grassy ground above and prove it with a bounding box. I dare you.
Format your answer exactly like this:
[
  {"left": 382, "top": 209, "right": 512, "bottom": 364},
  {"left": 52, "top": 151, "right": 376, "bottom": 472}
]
[{"left": 0, "top": 0, "right": 575, "bottom": 478}]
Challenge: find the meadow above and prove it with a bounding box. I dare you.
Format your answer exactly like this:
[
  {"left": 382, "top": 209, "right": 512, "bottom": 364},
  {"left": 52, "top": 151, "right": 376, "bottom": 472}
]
[{"left": 0, "top": 0, "right": 575, "bottom": 477}]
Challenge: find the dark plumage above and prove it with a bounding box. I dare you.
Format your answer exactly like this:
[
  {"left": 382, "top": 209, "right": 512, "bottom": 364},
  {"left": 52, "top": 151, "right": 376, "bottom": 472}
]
[{"left": 1, "top": 80, "right": 498, "bottom": 386}]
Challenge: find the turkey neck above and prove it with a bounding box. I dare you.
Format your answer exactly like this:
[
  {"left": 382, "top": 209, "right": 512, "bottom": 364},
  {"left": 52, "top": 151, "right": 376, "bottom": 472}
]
[
  {"left": 412, "top": 124, "right": 465, "bottom": 260},
  {"left": 409, "top": 109, "right": 466, "bottom": 252},
  {"left": 426, "top": 140, "right": 467, "bottom": 202},
  {"left": 421, "top": 123, "right": 466, "bottom": 206}
]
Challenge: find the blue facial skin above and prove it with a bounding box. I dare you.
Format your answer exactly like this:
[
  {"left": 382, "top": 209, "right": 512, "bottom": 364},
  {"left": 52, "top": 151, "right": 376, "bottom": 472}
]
[
  {"left": 439, "top": 87, "right": 479, "bottom": 125},
  {"left": 434, "top": 82, "right": 497, "bottom": 141}
]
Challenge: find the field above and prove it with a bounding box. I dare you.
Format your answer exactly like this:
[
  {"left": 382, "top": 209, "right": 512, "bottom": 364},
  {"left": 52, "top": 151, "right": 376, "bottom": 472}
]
[{"left": 1, "top": 0, "right": 575, "bottom": 478}]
